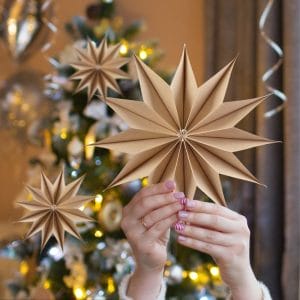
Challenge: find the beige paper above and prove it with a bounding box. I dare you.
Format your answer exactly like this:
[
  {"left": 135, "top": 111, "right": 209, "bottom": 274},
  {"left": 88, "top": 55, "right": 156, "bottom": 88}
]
[
  {"left": 70, "top": 39, "right": 129, "bottom": 101},
  {"left": 17, "top": 170, "right": 93, "bottom": 250},
  {"left": 94, "top": 46, "right": 276, "bottom": 205}
]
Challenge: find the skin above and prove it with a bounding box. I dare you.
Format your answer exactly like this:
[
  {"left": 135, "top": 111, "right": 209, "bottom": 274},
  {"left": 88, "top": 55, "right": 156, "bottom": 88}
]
[{"left": 121, "top": 180, "right": 263, "bottom": 300}]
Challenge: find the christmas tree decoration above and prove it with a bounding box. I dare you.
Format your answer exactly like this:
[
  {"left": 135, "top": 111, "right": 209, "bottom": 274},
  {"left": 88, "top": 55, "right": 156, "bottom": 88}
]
[
  {"left": 70, "top": 39, "right": 130, "bottom": 101},
  {"left": 0, "top": 70, "right": 52, "bottom": 142},
  {"left": 94, "top": 48, "right": 275, "bottom": 205},
  {"left": 17, "top": 169, "right": 93, "bottom": 250},
  {"left": 0, "top": 0, "right": 55, "bottom": 61},
  {"left": 97, "top": 196, "right": 123, "bottom": 232}
]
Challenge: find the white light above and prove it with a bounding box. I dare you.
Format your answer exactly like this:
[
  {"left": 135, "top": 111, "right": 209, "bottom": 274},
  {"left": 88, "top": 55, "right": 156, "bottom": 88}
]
[{"left": 48, "top": 246, "right": 64, "bottom": 261}]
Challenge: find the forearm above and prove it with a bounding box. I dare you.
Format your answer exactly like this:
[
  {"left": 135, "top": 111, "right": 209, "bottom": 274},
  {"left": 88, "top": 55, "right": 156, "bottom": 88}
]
[{"left": 127, "top": 267, "right": 164, "bottom": 300}]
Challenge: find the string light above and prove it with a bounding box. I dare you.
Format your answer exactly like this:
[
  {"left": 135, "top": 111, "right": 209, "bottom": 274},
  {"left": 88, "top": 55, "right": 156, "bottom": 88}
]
[
  {"left": 19, "top": 261, "right": 29, "bottom": 275},
  {"left": 141, "top": 177, "right": 148, "bottom": 187},
  {"left": 94, "top": 194, "right": 103, "bottom": 211},
  {"left": 209, "top": 266, "right": 220, "bottom": 277},
  {"left": 198, "top": 271, "right": 210, "bottom": 285},
  {"left": 73, "top": 287, "right": 86, "bottom": 300},
  {"left": 188, "top": 271, "right": 199, "bottom": 281},
  {"left": 94, "top": 230, "right": 103, "bottom": 238},
  {"left": 182, "top": 270, "right": 188, "bottom": 278},
  {"left": 139, "top": 49, "right": 148, "bottom": 60},
  {"left": 43, "top": 280, "right": 51, "bottom": 289},
  {"left": 107, "top": 277, "right": 116, "bottom": 294},
  {"left": 60, "top": 128, "right": 68, "bottom": 139},
  {"left": 119, "top": 40, "right": 129, "bottom": 55}
]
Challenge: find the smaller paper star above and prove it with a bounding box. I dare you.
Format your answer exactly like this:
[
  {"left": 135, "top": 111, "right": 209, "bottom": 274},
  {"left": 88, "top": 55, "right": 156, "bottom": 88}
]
[
  {"left": 17, "top": 169, "right": 93, "bottom": 250},
  {"left": 70, "top": 39, "right": 130, "bottom": 101}
]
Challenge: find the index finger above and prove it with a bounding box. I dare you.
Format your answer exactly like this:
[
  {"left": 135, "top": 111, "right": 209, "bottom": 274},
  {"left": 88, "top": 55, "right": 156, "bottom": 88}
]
[
  {"left": 129, "top": 180, "right": 176, "bottom": 208},
  {"left": 185, "top": 199, "right": 241, "bottom": 220}
]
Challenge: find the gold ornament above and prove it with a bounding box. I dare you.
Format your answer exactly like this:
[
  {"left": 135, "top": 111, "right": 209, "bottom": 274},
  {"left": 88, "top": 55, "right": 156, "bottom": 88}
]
[
  {"left": 94, "top": 46, "right": 276, "bottom": 205},
  {"left": 17, "top": 169, "right": 93, "bottom": 250},
  {"left": 70, "top": 39, "right": 130, "bottom": 101},
  {"left": 98, "top": 197, "right": 123, "bottom": 232}
]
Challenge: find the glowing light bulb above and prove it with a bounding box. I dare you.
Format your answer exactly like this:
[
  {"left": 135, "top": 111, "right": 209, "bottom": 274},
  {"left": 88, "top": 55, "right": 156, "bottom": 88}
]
[
  {"left": 94, "top": 194, "right": 103, "bottom": 211},
  {"left": 73, "top": 287, "right": 86, "bottom": 300},
  {"left": 60, "top": 128, "right": 68, "bottom": 139},
  {"left": 20, "top": 261, "right": 29, "bottom": 275},
  {"left": 210, "top": 266, "right": 220, "bottom": 277},
  {"left": 139, "top": 49, "right": 148, "bottom": 60},
  {"left": 188, "top": 271, "right": 199, "bottom": 281},
  {"left": 107, "top": 277, "right": 116, "bottom": 294},
  {"left": 94, "top": 230, "right": 103, "bottom": 238},
  {"left": 43, "top": 280, "right": 51, "bottom": 289},
  {"left": 119, "top": 43, "right": 128, "bottom": 55},
  {"left": 141, "top": 177, "right": 148, "bottom": 187}
]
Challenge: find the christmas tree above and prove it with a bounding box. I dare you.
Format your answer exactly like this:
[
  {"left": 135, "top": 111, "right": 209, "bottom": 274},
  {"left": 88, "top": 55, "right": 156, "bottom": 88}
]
[{"left": 3, "top": 1, "right": 228, "bottom": 299}]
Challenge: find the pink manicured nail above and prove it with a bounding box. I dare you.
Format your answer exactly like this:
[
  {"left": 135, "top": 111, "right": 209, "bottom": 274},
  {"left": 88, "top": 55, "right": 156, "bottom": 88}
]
[
  {"left": 165, "top": 180, "right": 175, "bottom": 190},
  {"left": 180, "top": 197, "right": 187, "bottom": 206},
  {"left": 173, "top": 192, "right": 185, "bottom": 199},
  {"left": 186, "top": 199, "right": 196, "bottom": 208},
  {"left": 174, "top": 222, "right": 185, "bottom": 232},
  {"left": 178, "top": 235, "right": 186, "bottom": 242},
  {"left": 178, "top": 210, "right": 188, "bottom": 219}
]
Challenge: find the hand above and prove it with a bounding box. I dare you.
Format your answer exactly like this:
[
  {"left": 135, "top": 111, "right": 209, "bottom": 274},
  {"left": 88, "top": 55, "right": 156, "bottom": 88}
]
[
  {"left": 175, "top": 200, "right": 262, "bottom": 300},
  {"left": 121, "top": 181, "right": 185, "bottom": 299}
]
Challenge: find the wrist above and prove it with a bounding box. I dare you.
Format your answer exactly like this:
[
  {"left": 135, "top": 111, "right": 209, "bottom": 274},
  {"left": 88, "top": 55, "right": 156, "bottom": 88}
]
[
  {"left": 127, "top": 266, "right": 164, "bottom": 299},
  {"left": 229, "top": 268, "right": 262, "bottom": 300}
]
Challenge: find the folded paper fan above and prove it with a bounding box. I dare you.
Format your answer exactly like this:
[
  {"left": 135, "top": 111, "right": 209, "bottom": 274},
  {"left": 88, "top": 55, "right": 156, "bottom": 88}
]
[
  {"left": 70, "top": 39, "right": 130, "bottom": 102},
  {"left": 93, "top": 46, "right": 276, "bottom": 205},
  {"left": 17, "top": 169, "right": 93, "bottom": 250}
]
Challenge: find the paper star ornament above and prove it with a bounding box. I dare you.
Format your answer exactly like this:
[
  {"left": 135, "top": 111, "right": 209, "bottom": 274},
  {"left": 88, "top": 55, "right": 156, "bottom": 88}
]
[
  {"left": 70, "top": 39, "right": 129, "bottom": 101},
  {"left": 17, "top": 170, "right": 93, "bottom": 250},
  {"left": 94, "top": 46, "right": 275, "bottom": 205}
]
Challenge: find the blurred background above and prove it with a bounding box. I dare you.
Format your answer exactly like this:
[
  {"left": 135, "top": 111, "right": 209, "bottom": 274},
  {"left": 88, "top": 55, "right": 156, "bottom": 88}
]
[{"left": 0, "top": 0, "right": 298, "bottom": 299}]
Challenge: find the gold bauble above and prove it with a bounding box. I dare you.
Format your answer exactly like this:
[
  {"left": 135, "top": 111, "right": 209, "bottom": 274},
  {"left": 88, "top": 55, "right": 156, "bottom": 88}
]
[{"left": 98, "top": 197, "right": 123, "bottom": 232}]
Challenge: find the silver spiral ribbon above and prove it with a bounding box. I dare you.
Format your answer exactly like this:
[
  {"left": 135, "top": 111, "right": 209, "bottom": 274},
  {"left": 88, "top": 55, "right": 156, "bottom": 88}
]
[
  {"left": 41, "top": 0, "right": 58, "bottom": 55},
  {"left": 259, "top": 0, "right": 287, "bottom": 118}
]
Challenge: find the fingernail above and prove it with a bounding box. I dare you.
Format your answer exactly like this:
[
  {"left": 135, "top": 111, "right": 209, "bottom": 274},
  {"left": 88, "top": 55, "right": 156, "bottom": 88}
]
[
  {"left": 178, "top": 235, "right": 186, "bottom": 241},
  {"left": 186, "top": 199, "right": 196, "bottom": 208},
  {"left": 173, "top": 192, "right": 185, "bottom": 199},
  {"left": 180, "top": 197, "right": 187, "bottom": 206},
  {"left": 178, "top": 210, "right": 189, "bottom": 219},
  {"left": 165, "top": 180, "right": 175, "bottom": 190},
  {"left": 174, "top": 222, "right": 185, "bottom": 232}
]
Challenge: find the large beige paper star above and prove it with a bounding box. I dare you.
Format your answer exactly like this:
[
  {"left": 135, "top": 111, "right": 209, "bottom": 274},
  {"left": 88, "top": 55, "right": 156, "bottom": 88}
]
[
  {"left": 70, "top": 39, "right": 129, "bottom": 101},
  {"left": 94, "top": 46, "right": 275, "bottom": 205},
  {"left": 17, "top": 170, "right": 93, "bottom": 250}
]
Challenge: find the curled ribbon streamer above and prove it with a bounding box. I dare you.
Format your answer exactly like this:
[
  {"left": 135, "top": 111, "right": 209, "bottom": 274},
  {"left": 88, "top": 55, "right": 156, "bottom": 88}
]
[
  {"left": 41, "top": 0, "right": 57, "bottom": 55},
  {"left": 259, "top": 0, "right": 287, "bottom": 118}
]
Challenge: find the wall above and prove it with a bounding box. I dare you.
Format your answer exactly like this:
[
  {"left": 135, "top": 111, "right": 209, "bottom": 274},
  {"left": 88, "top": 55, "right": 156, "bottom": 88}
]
[{"left": 0, "top": 0, "right": 204, "bottom": 222}]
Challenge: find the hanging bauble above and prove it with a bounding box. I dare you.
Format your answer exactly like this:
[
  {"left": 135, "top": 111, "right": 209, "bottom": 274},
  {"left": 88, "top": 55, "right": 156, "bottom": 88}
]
[
  {"left": 0, "top": 70, "right": 51, "bottom": 143},
  {"left": 98, "top": 196, "right": 123, "bottom": 232},
  {"left": 0, "top": 0, "right": 54, "bottom": 61}
]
